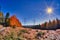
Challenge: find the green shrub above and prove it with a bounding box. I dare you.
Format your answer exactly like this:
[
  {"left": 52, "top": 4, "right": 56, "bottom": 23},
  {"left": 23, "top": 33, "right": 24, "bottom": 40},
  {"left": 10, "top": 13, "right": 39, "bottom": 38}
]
[{"left": 37, "top": 32, "right": 44, "bottom": 37}]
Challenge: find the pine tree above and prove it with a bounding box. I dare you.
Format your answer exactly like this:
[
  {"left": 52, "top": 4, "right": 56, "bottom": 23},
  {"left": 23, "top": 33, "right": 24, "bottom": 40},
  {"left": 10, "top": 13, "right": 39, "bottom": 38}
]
[
  {"left": 49, "top": 20, "right": 51, "bottom": 27},
  {"left": 43, "top": 22, "right": 47, "bottom": 29},
  {"left": 5, "top": 12, "right": 10, "bottom": 27},
  {"left": 56, "top": 18, "right": 60, "bottom": 28}
]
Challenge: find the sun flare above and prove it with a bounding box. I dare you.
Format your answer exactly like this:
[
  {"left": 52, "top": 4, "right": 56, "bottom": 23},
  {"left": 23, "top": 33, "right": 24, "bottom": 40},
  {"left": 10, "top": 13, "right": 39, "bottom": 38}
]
[{"left": 47, "top": 7, "right": 53, "bottom": 14}]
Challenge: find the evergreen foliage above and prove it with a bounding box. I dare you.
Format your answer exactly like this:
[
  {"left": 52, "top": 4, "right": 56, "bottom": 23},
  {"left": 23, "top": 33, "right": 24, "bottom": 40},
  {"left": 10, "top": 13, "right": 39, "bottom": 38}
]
[{"left": 4, "top": 12, "right": 10, "bottom": 27}]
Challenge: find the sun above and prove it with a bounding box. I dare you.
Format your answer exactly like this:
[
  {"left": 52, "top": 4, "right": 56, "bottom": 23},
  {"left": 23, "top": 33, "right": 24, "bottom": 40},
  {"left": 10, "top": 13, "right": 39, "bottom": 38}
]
[{"left": 46, "top": 7, "right": 53, "bottom": 14}]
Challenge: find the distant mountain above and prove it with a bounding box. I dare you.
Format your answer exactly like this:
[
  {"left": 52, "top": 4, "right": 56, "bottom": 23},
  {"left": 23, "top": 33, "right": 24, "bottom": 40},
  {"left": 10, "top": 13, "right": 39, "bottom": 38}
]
[
  {"left": 23, "top": 25, "right": 41, "bottom": 29},
  {"left": 9, "top": 15, "right": 22, "bottom": 27}
]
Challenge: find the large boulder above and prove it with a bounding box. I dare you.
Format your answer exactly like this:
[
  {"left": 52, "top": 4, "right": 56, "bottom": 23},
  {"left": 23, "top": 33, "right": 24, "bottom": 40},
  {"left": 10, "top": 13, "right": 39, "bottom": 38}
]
[{"left": 9, "top": 15, "right": 22, "bottom": 27}]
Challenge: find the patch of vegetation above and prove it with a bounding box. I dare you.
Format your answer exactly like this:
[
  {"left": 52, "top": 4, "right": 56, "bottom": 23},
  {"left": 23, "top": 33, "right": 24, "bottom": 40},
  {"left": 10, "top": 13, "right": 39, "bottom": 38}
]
[
  {"left": 36, "top": 32, "right": 45, "bottom": 37},
  {"left": 3, "top": 31, "right": 25, "bottom": 40},
  {"left": 12, "top": 25, "right": 16, "bottom": 29},
  {"left": 18, "top": 30, "right": 28, "bottom": 37},
  {"left": 20, "top": 30, "right": 27, "bottom": 33}
]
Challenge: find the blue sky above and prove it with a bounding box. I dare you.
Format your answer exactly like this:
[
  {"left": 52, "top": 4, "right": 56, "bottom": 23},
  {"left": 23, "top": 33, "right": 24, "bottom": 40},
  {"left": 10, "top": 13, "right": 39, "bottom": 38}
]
[{"left": 0, "top": 0, "right": 60, "bottom": 25}]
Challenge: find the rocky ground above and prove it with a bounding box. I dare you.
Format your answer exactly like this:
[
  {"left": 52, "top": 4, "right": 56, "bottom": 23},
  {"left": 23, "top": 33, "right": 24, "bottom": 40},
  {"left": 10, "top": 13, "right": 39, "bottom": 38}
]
[{"left": 0, "top": 25, "right": 60, "bottom": 40}]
